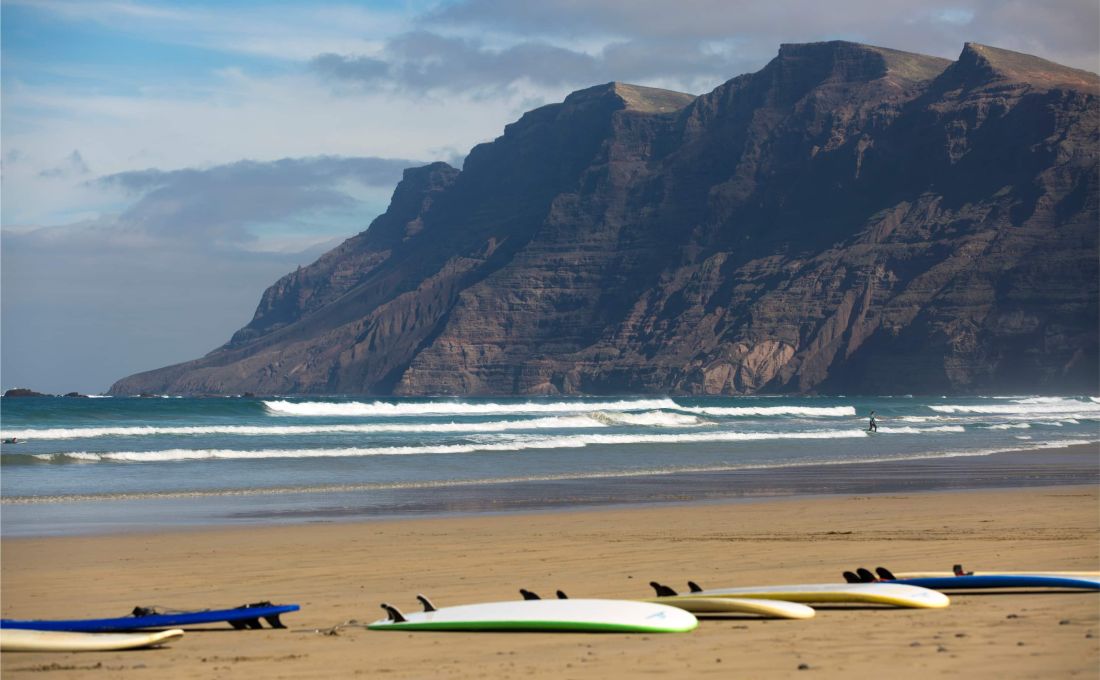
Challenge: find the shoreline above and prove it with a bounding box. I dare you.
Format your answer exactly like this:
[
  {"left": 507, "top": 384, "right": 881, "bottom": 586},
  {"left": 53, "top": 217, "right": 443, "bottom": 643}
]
[
  {"left": 2, "top": 485, "right": 1097, "bottom": 679},
  {"left": 2, "top": 444, "right": 1096, "bottom": 538}
]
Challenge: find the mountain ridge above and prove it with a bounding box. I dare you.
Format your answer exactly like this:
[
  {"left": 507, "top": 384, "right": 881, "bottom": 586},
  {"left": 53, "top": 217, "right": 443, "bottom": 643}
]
[{"left": 110, "top": 40, "right": 1099, "bottom": 396}]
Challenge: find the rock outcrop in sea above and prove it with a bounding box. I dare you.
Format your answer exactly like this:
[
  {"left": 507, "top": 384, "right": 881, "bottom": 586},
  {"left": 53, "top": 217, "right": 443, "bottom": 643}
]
[{"left": 110, "top": 42, "right": 1100, "bottom": 396}]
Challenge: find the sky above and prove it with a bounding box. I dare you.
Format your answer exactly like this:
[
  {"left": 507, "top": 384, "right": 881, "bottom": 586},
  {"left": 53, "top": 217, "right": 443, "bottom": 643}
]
[{"left": 2, "top": 0, "right": 1098, "bottom": 394}]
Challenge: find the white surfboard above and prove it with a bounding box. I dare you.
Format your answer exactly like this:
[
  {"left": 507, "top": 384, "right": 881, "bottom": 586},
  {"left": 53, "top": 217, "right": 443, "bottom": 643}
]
[
  {"left": 0, "top": 628, "right": 184, "bottom": 652},
  {"left": 677, "top": 582, "right": 949, "bottom": 609},
  {"left": 367, "top": 598, "right": 698, "bottom": 632},
  {"left": 642, "top": 596, "right": 815, "bottom": 619}
]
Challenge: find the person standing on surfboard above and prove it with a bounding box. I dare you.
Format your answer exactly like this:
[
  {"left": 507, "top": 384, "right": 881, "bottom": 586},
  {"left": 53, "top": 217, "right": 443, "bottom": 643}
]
[{"left": 868, "top": 411, "right": 878, "bottom": 432}]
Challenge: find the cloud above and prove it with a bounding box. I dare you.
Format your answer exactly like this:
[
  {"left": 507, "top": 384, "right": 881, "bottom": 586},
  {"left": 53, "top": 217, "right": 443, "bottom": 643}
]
[
  {"left": 86, "top": 155, "right": 420, "bottom": 248},
  {"left": 37, "top": 149, "right": 91, "bottom": 178},
  {"left": 309, "top": 30, "right": 750, "bottom": 96},
  {"left": 311, "top": 32, "right": 599, "bottom": 93}
]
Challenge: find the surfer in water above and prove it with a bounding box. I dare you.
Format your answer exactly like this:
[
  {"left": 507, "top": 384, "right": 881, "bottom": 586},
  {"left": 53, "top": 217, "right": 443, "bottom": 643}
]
[{"left": 868, "top": 411, "right": 878, "bottom": 432}]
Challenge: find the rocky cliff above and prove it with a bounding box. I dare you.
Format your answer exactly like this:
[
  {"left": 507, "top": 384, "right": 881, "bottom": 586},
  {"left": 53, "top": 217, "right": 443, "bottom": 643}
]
[{"left": 110, "top": 42, "right": 1099, "bottom": 396}]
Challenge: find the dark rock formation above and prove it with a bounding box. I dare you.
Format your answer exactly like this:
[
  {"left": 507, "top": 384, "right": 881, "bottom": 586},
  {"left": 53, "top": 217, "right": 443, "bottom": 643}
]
[
  {"left": 3, "top": 388, "right": 50, "bottom": 398},
  {"left": 110, "top": 42, "right": 1099, "bottom": 396}
]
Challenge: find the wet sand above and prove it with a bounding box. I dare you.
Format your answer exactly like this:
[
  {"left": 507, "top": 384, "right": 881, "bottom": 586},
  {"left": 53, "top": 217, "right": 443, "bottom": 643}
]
[
  {"left": 3, "top": 445, "right": 1098, "bottom": 537},
  {"left": 2, "top": 484, "right": 1098, "bottom": 679}
]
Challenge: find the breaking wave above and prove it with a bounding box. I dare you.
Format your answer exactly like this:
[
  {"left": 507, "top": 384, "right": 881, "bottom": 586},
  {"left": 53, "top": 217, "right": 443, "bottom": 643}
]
[
  {"left": 263, "top": 398, "right": 680, "bottom": 417},
  {"left": 676, "top": 405, "right": 857, "bottom": 417},
  {"left": 929, "top": 397, "right": 1100, "bottom": 416},
  {"left": 874, "top": 425, "right": 967, "bottom": 434},
  {"left": 24, "top": 428, "right": 867, "bottom": 464},
  {"left": 2, "top": 411, "right": 706, "bottom": 441}
]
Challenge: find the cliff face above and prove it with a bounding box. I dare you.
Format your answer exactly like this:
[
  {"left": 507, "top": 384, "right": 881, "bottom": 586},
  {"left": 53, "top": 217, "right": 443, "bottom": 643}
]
[{"left": 110, "top": 42, "right": 1100, "bottom": 396}]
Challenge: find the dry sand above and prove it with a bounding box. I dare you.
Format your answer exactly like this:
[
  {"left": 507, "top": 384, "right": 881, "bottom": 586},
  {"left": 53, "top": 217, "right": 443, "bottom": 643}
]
[{"left": 2, "top": 486, "right": 1098, "bottom": 679}]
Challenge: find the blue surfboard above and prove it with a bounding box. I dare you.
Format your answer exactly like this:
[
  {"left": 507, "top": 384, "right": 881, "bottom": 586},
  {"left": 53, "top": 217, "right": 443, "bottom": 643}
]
[
  {"left": 889, "top": 575, "right": 1100, "bottom": 591},
  {"left": 1, "top": 603, "right": 299, "bottom": 632}
]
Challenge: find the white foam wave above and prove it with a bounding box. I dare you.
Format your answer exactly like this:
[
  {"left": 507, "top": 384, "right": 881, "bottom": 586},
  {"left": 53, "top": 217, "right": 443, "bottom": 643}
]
[
  {"left": 263, "top": 398, "right": 680, "bottom": 417},
  {"left": 678, "top": 405, "right": 856, "bottom": 417},
  {"left": 35, "top": 428, "right": 868, "bottom": 463},
  {"left": 983, "top": 423, "right": 1031, "bottom": 430},
  {"left": 1, "top": 415, "right": 613, "bottom": 441},
  {"left": 2, "top": 411, "right": 708, "bottom": 441},
  {"left": 588, "top": 410, "right": 705, "bottom": 427},
  {"left": 875, "top": 425, "right": 966, "bottom": 434},
  {"left": 929, "top": 398, "right": 1100, "bottom": 415}
]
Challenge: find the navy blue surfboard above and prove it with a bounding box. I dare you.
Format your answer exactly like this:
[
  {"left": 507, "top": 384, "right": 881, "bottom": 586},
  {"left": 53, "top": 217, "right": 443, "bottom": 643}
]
[
  {"left": 1, "top": 603, "right": 299, "bottom": 632},
  {"left": 888, "top": 575, "right": 1099, "bottom": 591}
]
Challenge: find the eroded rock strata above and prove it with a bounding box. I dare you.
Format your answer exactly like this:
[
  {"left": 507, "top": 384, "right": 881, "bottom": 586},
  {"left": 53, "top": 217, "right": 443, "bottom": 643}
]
[{"left": 111, "top": 42, "right": 1099, "bottom": 396}]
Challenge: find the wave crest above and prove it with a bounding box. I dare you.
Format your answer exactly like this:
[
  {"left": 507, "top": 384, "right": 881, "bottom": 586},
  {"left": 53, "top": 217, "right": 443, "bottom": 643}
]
[
  {"left": 263, "top": 398, "right": 681, "bottom": 417},
  {"left": 678, "top": 405, "right": 856, "bottom": 417},
  {"left": 24, "top": 428, "right": 867, "bottom": 464}
]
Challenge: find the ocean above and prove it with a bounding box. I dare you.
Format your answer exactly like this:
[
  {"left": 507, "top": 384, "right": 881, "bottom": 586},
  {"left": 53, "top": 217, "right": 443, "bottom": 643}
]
[{"left": 2, "top": 395, "right": 1097, "bottom": 536}]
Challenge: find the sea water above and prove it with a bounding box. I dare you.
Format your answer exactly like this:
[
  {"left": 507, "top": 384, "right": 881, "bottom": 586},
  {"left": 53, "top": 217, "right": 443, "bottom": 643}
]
[{"left": 2, "top": 395, "right": 1097, "bottom": 534}]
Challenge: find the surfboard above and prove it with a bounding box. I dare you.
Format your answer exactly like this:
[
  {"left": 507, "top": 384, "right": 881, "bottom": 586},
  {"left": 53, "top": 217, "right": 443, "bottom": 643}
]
[
  {"left": 666, "top": 582, "right": 949, "bottom": 608},
  {"left": 886, "top": 575, "right": 1100, "bottom": 591},
  {"left": 0, "top": 628, "right": 184, "bottom": 652},
  {"left": 641, "top": 596, "right": 815, "bottom": 619},
  {"left": 0, "top": 603, "right": 299, "bottom": 632},
  {"left": 367, "top": 598, "right": 698, "bottom": 632},
  {"left": 894, "top": 571, "right": 1100, "bottom": 578}
]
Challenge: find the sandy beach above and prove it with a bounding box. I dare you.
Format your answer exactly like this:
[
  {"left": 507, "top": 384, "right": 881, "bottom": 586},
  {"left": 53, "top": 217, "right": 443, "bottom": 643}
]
[{"left": 2, "top": 483, "right": 1098, "bottom": 679}]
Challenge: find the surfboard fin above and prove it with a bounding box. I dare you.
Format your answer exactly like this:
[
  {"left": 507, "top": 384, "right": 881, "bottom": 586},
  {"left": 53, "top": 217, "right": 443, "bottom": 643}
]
[
  {"left": 649, "top": 582, "right": 678, "bottom": 597},
  {"left": 416, "top": 595, "right": 437, "bottom": 612},
  {"left": 262, "top": 614, "right": 287, "bottom": 629},
  {"left": 842, "top": 571, "right": 861, "bottom": 583},
  {"left": 953, "top": 564, "right": 974, "bottom": 576},
  {"left": 555, "top": 590, "right": 569, "bottom": 599},
  {"left": 519, "top": 589, "right": 541, "bottom": 600},
  {"left": 229, "top": 617, "right": 263, "bottom": 629},
  {"left": 380, "top": 603, "right": 407, "bottom": 623},
  {"left": 687, "top": 581, "right": 703, "bottom": 593},
  {"left": 856, "top": 568, "right": 877, "bottom": 583},
  {"left": 875, "top": 567, "right": 896, "bottom": 581}
]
